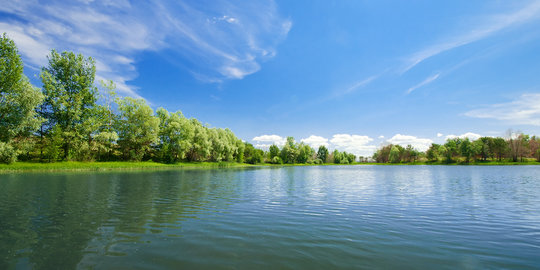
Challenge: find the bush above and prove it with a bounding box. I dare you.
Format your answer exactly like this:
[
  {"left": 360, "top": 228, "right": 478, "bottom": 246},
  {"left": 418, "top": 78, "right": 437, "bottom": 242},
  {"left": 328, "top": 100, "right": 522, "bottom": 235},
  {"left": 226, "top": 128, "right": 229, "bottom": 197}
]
[
  {"left": 0, "top": 142, "right": 17, "bottom": 164},
  {"left": 271, "top": 156, "right": 283, "bottom": 164}
]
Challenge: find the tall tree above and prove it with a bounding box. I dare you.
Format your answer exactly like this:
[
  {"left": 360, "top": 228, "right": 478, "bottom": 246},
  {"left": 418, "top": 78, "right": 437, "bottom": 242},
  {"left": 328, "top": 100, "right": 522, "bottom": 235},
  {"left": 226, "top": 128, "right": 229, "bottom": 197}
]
[
  {"left": 0, "top": 33, "right": 44, "bottom": 163},
  {"left": 40, "top": 50, "right": 98, "bottom": 160},
  {"left": 116, "top": 97, "right": 160, "bottom": 161},
  {"left": 316, "top": 145, "right": 329, "bottom": 163}
]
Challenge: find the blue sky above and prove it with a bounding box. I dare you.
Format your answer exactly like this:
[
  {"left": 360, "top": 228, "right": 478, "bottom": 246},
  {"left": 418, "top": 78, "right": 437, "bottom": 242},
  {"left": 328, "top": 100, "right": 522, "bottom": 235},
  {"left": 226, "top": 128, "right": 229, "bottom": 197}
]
[{"left": 2, "top": 0, "right": 540, "bottom": 156}]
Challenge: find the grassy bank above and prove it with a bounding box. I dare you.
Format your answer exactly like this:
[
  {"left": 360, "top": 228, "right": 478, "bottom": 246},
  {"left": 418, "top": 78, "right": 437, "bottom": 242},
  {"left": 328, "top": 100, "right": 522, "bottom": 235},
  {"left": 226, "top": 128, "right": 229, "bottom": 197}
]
[
  {"left": 0, "top": 161, "right": 253, "bottom": 173},
  {"left": 1, "top": 160, "right": 539, "bottom": 173}
]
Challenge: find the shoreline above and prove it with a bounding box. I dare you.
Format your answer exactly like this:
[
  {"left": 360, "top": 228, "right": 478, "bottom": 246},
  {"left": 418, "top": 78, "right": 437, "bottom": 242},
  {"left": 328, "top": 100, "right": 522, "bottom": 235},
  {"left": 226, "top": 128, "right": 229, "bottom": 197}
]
[{"left": 1, "top": 161, "right": 540, "bottom": 173}]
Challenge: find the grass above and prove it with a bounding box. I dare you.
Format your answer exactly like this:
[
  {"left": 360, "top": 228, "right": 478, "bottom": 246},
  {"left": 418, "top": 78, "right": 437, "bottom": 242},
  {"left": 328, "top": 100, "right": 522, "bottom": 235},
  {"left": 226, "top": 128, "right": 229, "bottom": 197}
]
[
  {"left": 0, "top": 161, "right": 253, "bottom": 173},
  {"left": 1, "top": 159, "right": 539, "bottom": 173}
]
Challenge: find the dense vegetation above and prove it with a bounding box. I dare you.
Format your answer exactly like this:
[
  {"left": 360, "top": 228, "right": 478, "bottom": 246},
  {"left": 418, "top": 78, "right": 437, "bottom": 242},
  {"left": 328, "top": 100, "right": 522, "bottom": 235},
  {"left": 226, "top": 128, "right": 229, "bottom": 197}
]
[
  {"left": 2, "top": 33, "right": 539, "bottom": 166},
  {"left": 373, "top": 134, "right": 540, "bottom": 164},
  {"left": 0, "top": 34, "right": 354, "bottom": 165}
]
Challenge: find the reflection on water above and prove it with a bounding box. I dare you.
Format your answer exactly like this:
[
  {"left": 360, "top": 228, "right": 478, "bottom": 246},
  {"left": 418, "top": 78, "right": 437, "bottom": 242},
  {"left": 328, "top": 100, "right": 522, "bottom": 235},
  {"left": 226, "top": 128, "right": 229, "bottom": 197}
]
[{"left": 1, "top": 166, "right": 540, "bottom": 269}]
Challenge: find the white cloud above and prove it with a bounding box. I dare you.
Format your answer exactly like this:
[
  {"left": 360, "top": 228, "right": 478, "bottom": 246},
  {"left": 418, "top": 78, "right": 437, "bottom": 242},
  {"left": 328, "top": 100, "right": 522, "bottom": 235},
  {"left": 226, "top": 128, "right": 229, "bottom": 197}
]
[
  {"left": 330, "top": 134, "right": 376, "bottom": 157},
  {"left": 386, "top": 134, "right": 433, "bottom": 151},
  {"left": 301, "top": 135, "right": 329, "bottom": 148},
  {"left": 252, "top": 134, "right": 286, "bottom": 147},
  {"left": 403, "top": 1, "right": 540, "bottom": 72},
  {"left": 437, "top": 133, "right": 443, "bottom": 137},
  {"left": 445, "top": 132, "right": 482, "bottom": 141},
  {"left": 0, "top": 0, "right": 291, "bottom": 98},
  {"left": 378, "top": 135, "right": 385, "bottom": 139},
  {"left": 464, "top": 93, "right": 540, "bottom": 126},
  {"left": 406, "top": 73, "right": 440, "bottom": 94}
]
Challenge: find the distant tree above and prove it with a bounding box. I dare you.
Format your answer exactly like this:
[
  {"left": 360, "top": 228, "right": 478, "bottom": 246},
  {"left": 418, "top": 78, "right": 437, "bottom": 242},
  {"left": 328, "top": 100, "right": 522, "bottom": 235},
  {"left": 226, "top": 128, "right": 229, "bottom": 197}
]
[
  {"left": 269, "top": 144, "right": 280, "bottom": 159},
  {"left": 116, "top": 97, "right": 160, "bottom": 161},
  {"left": 490, "top": 137, "right": 507, "bottom": 161},
  {"left": 0, "top": 33, "right": 44, "bottom": 163},
  {"left": 426, "top": 143, "right": 439, "bottom": 162},
  {"left": 280, "top": 137, "right": 298, "bottom": 163},
  {"left": 317, "top": 145, "right": 329, "bottom": 163},
  {"left": 296, "top": 143, "right": 314, "bottom": 163},
  {"left": 389, "top": 145, "right": 401, "bottom": 163}
]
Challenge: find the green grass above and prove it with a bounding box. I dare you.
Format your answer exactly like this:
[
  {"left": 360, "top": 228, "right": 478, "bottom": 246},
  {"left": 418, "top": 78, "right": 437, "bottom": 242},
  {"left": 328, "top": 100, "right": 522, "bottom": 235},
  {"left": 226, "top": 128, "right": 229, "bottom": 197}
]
[
  {"left": 0, "top": 161, "right": 253, "bottom": 173},
  {"left": 1, "top": 159, "right": 539, "bottom": 173}
]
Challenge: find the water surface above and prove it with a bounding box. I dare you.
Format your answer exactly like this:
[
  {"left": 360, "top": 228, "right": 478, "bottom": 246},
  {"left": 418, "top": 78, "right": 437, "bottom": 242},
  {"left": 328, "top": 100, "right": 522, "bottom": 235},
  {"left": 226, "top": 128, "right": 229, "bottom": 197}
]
[{"left": 1, "top": 166, "right": 539, "bottom": 269}]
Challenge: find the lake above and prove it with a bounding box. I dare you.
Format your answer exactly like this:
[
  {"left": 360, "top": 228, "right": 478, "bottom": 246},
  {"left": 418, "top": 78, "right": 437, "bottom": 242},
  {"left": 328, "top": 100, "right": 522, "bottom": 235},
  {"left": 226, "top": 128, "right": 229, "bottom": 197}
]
[{"left": 1, "top": 166, "right": 539, "bottom": 269}]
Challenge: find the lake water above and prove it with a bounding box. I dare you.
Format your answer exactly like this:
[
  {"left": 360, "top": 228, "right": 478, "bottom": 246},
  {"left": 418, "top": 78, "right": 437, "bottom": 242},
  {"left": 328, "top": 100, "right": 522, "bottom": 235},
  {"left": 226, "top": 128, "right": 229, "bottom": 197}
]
[{"left": 1, "top": 166, "right": 539, "bottom": 269}]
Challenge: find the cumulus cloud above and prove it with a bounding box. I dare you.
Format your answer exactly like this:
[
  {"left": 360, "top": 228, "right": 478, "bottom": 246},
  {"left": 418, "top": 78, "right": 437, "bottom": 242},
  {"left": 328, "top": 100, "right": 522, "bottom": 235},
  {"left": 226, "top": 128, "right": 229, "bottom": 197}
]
[
  {"left": 301, "top": 135, "right": 329, "bottom": 148},
  {"left": 437, "top": 133, "right": 443, "bottom": 137},
  {"left": 386, "top": 134, "right": 433, "bottom": 151},
  {"left": 445, "top": 132, "right": 482, "bottom": 141},
  {"left": 252, "top": 133, "right": 378, "bottom": 157},
  {"left": 464, "top": 93, "right": 540, "bottom": 126},
  {"left": 378, "top": 135, "right": 385, "bottom": 139},
  {"left": 330, "top": 134, "right": 376, "bottom": 157},
  {"left": 0, "top": 0, "right": 291, "bottom": 97},
  {"left": 252, "top": 134, "right": 286, "bottom": 148}
]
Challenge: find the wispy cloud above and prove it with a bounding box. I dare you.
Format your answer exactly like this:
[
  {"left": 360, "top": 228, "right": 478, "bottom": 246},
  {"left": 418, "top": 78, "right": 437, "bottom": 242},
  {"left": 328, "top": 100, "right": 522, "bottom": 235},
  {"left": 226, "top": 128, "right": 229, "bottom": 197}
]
[
  {"left": 464, "top": 93, "right": 540, "bottom": 126},
  {"left": 403, "top": 1, "right": 540, "bottom": 73},
  {"left": 0, "top": 0, "right": 291, "bottom": 97},
  {"left": 406, "top": 73, "right": 440, "bottom": 94},
  {"left": 339, "top": 76, "right": 377, "bottom": 96}
]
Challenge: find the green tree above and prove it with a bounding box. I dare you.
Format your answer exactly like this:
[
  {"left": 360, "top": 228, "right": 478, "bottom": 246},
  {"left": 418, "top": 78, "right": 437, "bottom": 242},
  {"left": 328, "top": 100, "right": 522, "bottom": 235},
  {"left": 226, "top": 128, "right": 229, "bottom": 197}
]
[
  {"left": 116, "top": 97, "right": 160, "bottom": 161},
  {"left": 426, "top": 143, "right": 440, "bottom": 162},
  {"left": 296, "top": 143, "right": 314, "bottom": 163},
  {"left": 280, "top": 137, "right": 298, "bottom": 163},
  {"left": 389, "top": 145, "right": 401, "bottom": 163},
  {"left": 490, "top": 137, "right": 507, "bottom": 161},
  {"left": 269, "top": 144, "right": 280, "bottom": 159},
  {"left": 40, "top": 50, "right": 98, "bottom": 160},
  {"left": 317, "top": 145, "right": 329, "bottom": 163},
  {"left": 0, "top": 33, "right": 44, "bottom": 162}
]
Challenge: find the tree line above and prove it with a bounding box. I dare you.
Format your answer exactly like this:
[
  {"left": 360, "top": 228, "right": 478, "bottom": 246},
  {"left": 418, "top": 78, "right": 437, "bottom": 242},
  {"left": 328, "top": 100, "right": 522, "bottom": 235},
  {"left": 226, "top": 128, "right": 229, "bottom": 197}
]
[
  {"left": 1, "top": 33, "right": 356, "bottom": 165},
  {"left": 373, "top": 134, "right": 540, "bottom": 163}
]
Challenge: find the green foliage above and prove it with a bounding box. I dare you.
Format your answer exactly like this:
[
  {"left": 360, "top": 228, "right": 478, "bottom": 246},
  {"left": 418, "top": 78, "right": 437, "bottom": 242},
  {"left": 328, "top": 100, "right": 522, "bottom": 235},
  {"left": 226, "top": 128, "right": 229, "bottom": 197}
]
[
  {"left": 269, "top": 144, "right": 280, "bottom": 159},
  {"left": 116, "top": 97, "right": 160, "bottom": 161},
  {"left": 0, "top": 142, "right": 17, "bottom": 164},
  {"left": 0, "top": 33, "right": 43, "bottom": 143},
  {"left": 317, "top": 145, "right": 329, "bottom": 163},
  {"left": 426, "top": 143, "right": 439, "bottom": 161},
  {"left": 40, "top": 49, "right": 98, "bottom": 160}
]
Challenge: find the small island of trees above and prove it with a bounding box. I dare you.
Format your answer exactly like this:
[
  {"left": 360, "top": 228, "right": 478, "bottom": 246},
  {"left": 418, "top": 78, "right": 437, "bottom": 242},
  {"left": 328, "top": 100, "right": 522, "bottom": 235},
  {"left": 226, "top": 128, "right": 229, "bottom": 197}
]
[{"left": 2, "top": 33, "right": 540, "bottom": 168}]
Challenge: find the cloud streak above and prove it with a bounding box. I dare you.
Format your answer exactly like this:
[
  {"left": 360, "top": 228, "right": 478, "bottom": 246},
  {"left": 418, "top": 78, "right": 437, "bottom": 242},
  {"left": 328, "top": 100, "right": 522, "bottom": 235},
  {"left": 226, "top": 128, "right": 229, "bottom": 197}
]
[
  {"left": 464, "top": 93, "right": 540, "bottom": 126},
  {"left": 0, "top": 0, "right": 291, "bottom": 97},
  {"left": 403, "top": 1, "right": 540, "bottom": 72},
  {"left": 406, "top": 73, "right": 440, "bottom": 94}
]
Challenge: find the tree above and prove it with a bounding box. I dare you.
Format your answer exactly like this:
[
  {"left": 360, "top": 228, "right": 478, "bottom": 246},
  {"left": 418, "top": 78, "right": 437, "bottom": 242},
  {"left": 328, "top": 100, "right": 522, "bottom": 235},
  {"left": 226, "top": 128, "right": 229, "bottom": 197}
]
[
  {"left": 317, "top": 145, "right": 329, "bottom": 163},
  {"left": 490, "top": 137, "right": 507, "bottom": 161},
  {"left": 269, "top": 144, "right": 280, "bottom": 159},
  {"left": 116, "top": 97, "right": 160, "bottom": 161},
  {"left": 280, "top": 137, "right": 298, "bottom": 163},
  {"left": 389, "top": 145, "right": 401, "bottom": 163},
  {"left": 0, "top": 33, "right": 44, "bottom": 162},
  {"left": 40, "top": 50, "right": 98, "bottom": 160},
  {"left": 296, "top": 143, "right": 314, "bottom": 163},
  {"left": 426, "top": 143, "right": 440, "bottom": 162}
]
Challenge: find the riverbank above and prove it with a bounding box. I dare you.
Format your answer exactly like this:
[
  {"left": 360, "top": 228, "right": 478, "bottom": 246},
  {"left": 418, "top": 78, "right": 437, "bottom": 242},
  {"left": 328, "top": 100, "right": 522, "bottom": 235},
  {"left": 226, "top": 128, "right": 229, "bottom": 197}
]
[
  {"left": 0, "top": 161, "right": 254, "bottom": 173},
  {"left": 1, "top": 160, "right": 539, "bottom": 173}
]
